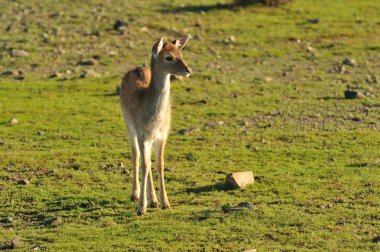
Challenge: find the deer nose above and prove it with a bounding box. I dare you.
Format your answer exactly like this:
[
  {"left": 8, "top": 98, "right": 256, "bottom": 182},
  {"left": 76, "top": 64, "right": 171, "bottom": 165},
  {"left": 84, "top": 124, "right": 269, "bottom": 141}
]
[{"left": 185, "top": 67, "right": 192, "bottom": 76}]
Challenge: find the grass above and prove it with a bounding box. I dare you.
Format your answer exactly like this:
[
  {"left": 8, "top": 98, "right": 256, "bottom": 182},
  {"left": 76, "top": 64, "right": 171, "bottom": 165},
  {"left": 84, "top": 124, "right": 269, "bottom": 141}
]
[{"left": 0, "top": 0, "right": 379, "bottom": 251}]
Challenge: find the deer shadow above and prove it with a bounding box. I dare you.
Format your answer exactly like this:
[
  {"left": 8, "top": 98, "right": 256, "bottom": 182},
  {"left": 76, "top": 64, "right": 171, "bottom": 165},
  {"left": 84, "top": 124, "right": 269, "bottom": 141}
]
[
  {"left": 160, "top": 0, "right": 265, "bottom": 13},
  {"left": 185, "top": 182, "right": 234, "bottom": 194}
]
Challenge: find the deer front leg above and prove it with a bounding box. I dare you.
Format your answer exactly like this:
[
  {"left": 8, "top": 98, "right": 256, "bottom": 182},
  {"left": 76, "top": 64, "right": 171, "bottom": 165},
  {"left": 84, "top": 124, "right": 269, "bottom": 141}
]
[
  {"left": 131, "top": 137, "right": 140, "bottom": 202},
  {"left": 155, "top": 140, "right": 170, "bottom": 209},
  {"left": 137, "top": 139, "right": 152, "bottom": 215}
]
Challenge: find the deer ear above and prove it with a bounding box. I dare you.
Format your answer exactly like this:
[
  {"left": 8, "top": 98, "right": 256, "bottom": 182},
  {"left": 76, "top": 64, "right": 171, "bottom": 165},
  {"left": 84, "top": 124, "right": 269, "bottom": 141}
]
[
  {"left": 152, "top": 38, "right": 164, "bottom": 57},
  {"left": 172, "top": 34, "right": 191, "bottom": 50}
]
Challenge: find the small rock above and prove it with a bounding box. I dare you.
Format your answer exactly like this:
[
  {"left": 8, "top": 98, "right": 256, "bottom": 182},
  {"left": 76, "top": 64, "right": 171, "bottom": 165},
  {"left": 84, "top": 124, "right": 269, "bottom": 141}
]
[
  {"left": 264, "top": 76, "right": 272, "bottom": 82},
  {"left": 344, "top": 87, "right": 365, "bottom": 99},
  {"left": 9, "top": 118, "right": 18, "bottom": 125},
  {"left": 224, "top": 35, "right": 236, "bottom": 44},
  {"left": 44, "top": 217, "right": 63, "bottom": 226},
  {"left": 12, "top": 237, "right": 21, "bottom": 248},
  {"left": 178, "top": 127, "right": 200, "bottom": 136},
  {"left": 237, "top": 202, "right": 254, "bottom": 209},
  {"left": 116, "top": 85, "right": 121, "bottom": 96},
  {"left": 118, "top": 162, "right": 124, "bottom": 168},
  {"left": 226, "top": 171, "right": 254, "bottom": 189},
  {"left": 18, "top": 179, "right": 30, "bottom": 185},
  {"left": 205, "top": 121, "right": 224, "bottom": 128},
  {"left": 306, "top": 46, "right": 315, "bottom": 53},
  {"left": 1, "top": 70, "right": 21, "bottom": 77},
  {"left": 195, "top": 20, "right": 203, "bottom": 27},
  {"left": 113, "top": 20, "right": 127, "bottom": 31},
  {"left": 338, "top": 65, "right": 346, "bottom": 74},
  {"left": 238, "top": 119, "right": 250, "bottom": 126},
  {"left": 80, "top": 69, "right": 100, "bottom": 78},
  {"left": 289, "top": 37, "right": 301, "bottom": 43},
  {"left": 11, "top": 49, "right": 29, "bottom": 57},
  {"left": 342, "top": 58, "right": 357, "bottom": 66},
  {"left": 13, "top": 75, "right": 25, "bottom": 81},
  {"left": 0, "top": 217, "right": 13, "bottom": 223},
  {"left": 307, "top": 18, "right": 319, "bottom": 24},
  {"left": 78, "top": 58, "right": 98, "bottom": 66},
  {"left": 37, "top": 130, "right": 43, "bottom": 136},
  {"left": 108, "top": 50, "right": 118, "bottom": 56},
  {"left": 49, "top": 72, "right": 64, "bottom": 78},
  {"left": 122, "top": 169, "right": 130, "bottom": 175},
  {"left": 243, "top": 249, "right": 257, "bottom": 252},
  {"left": 32, "top": 245, "right": 42, "bottom": 250},
  {"left": 140, "top": 26, "right": 149, "bottom": 33},
  {"left": 0, "top": 140, "right": 4, "bottom": 145}
]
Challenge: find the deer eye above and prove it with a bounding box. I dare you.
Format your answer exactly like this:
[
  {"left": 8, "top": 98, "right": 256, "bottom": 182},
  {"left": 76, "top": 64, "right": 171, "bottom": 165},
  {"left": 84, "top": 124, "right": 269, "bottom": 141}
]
[{"left": 165, "top": 56, "right": 174, "bottom": 62}]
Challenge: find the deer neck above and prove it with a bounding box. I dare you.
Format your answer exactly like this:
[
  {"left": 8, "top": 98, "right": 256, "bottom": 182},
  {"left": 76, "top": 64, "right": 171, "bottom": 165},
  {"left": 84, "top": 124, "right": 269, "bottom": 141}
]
[{"left": 148, "top": 58, "right": 171, "bottom": 114}]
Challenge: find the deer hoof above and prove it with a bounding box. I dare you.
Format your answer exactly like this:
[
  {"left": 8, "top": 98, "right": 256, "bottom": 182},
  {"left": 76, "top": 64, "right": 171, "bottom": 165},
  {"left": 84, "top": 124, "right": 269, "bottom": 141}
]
[
  {"left": 130, "top": 195, "right": 139, "bottom": 202},
  {"left": 161, "top": 201, "right": 170, "bottom": 209},
  {"left": 137, "top": 206, "right": 146, "bottom": 216},
  {"left": 149, "top": 201, "right": 159, "bottom": 208}
]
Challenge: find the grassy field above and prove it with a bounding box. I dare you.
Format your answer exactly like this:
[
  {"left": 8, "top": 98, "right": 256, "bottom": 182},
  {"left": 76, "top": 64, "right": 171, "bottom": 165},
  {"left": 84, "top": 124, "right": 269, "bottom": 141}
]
[{"left": 0, "top": 0, "right": 379, "bottom": 251}]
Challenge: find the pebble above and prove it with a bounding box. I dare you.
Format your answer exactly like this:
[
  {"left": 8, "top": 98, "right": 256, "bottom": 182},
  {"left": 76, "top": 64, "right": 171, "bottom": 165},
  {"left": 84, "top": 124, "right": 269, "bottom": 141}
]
[
  {"left": 177, "top": 127, "right": 200, "bottom": 135},
  {"left": 113, "top": 20, "right": 127, "bottom": 31},
  {"left": 12, "top": 237, "right": 21, "bottom": 248},
  {"left": 344, "top": 89, "right": 364, "bottom": 99},
  {"left": 342, "top": 58, "right": 357, "bottom": 66},
  {"left": 306, "top": 46, "right": 316, "bottom": 53},
  {"left": 307, "top": 18, "right": 319, "bottom": 24},
  {"left": 11, "top": 49, "right": 29, "bottom": 57},
  {"left": 18, "top": 179, "right": 30, "bottom": 185},
  {"left": 78, "top": 58, "right": 98, "bottom": 66},
  {"left": 44, "top": 217, "right": 63, "bottom": 226},
  {"left": 140, "top": 26, "right": 149, "bottom": 33},
  {"left": 80, "top": 69, "right": 100, "bottom": 78},
  {"left": 9, "top": 118, "right": 18, "bottom": 125}
]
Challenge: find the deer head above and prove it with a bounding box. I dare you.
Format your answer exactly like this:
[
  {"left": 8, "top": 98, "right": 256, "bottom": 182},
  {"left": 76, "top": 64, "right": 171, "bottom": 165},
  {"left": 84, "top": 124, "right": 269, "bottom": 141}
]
[{"left": 151, "top": 34, "right": 192, "bottom": 77}]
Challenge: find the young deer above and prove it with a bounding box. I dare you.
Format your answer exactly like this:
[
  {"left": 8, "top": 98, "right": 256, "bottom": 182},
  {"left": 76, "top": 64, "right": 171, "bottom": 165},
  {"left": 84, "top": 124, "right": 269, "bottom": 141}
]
[{"left": 120, "top": 35, "right": 192, "bottom": 215}]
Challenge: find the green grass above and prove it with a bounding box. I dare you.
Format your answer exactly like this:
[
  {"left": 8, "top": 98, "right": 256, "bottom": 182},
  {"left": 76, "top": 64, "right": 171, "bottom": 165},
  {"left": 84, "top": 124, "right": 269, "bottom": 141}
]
[{"left": 0, "top": 0, "right": 379, "bottom": 251}]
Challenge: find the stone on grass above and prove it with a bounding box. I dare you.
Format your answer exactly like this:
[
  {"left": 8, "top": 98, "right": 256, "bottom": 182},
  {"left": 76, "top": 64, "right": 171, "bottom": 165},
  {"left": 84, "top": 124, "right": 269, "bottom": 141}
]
[
  {"left": 113, "top": 20, "right": 128, "bottom": 31},
  {"left": 342, "top": 58, "right": 357, "bottom": 66},
  {"left": 177, "top": 127, "right": 200, "bottom": 136},
  {"left": 226, "top": 171, "right": 254, "bottom": 189},
  {"left": 13, "top": 75, "right": 25, "bottom": 80},
  {"left": 243, "top": 249, "right": 257, "bottom": 252},
  {"left": 44, "top": 217, "right": 63, "bottom": 226},
  {"left": 344, "top": 87, "right": 365, "bottom": 99},
  {"left": 80, "top": 69, "right": 100, "bottom": 78},
  {"left": 9, "top": 118, "right": 18, "bottom": 125},
  {"left": 12, "top": 237, "right": 21, "bottom": 248},
  {"left": 18, "top": 179, "right": 30, "bottom": 185},
  {"left": 237, "top": 202, "right": 254, "bottom": 209},
  {"left": 307, "top": 18, "right": 319, "bottom": 24},
  {"left": 78, "top": 58, "right": 98, "bottom": 66},
  {"left": 11, "top": 49, "right": 29, "bottom": 57}
]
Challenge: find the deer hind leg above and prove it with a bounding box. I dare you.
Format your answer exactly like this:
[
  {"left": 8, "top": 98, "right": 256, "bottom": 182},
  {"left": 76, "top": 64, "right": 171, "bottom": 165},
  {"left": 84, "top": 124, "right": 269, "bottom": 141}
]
[
  {"left": 137, "top": 139, "right": 153, "bottom": 215},
  {"left": 155, "top": 139, "right": 170, "bottom": 209},
  {"left": 130, "top": 137, "right": 140, "bottom": 202},
  {"left": 147, "top": 161, "right": 158, "bottom": 208}
]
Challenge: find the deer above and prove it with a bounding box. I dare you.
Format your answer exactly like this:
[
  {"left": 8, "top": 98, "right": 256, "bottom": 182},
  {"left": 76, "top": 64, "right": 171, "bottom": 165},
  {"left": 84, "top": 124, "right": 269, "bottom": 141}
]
[{"left": 120, "top": 35, "right": 192, "bottom": 215}]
